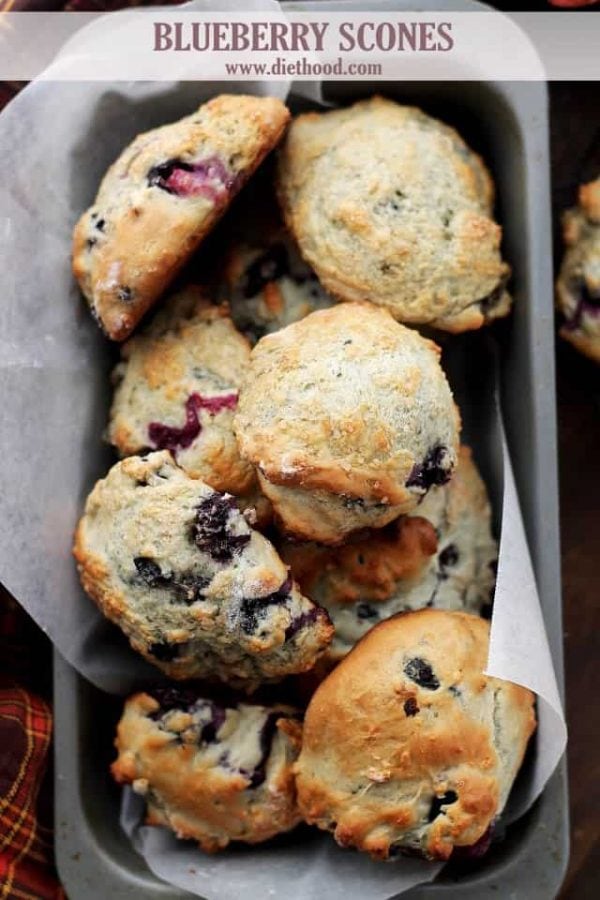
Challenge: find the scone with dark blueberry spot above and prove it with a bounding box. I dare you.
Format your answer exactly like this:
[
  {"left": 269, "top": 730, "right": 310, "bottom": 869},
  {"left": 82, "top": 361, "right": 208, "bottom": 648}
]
[
  {"left": 223, "top": 228, "right": 333, "bottom": 343},
  {"left": 277, "top": 97, "right": 511, "bottom": 332},
  {"left": 73, "top": 452, "right": 332, "bottom": 688},
  {"left": 556, "top": 176, "right": 600, "bottom": 363},
  {"left": 280, "top": 447, "right": 496, "bottom": 667},
  {"left": 416, "top": 445, "right": 498, "bottom": 615},
  {"left": 107, "top": 285, "right": 255, "bottom": 496},
  {"left": 112, "top": 687, "right": 303, "bottom": 851},
  {"left": 73, "top": 94, "right": 290, "bottom": 340},
  {"left": 234, "top": 302, "right": 460, "bottom": 544},
  {"left": 294, "top": 610, "right": 535, "bottom": 860}
]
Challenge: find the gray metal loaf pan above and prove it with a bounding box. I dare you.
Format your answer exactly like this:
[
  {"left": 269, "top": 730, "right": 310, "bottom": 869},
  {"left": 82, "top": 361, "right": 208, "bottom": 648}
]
[{"left": 54, "top": 4, "right": 568, "bottom": 899}]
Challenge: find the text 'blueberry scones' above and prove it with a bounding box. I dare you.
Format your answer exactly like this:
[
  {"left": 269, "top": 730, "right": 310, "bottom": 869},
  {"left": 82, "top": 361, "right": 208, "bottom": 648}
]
[
  {"left": 108, "top": 286, "right": 255, "bottom": 495},
  {"left": 277, "top": 97, "right": 511, "bottom": 332},
  {"left": 112, "top": 687, "right": 303, "bottom": 851},
  {"left": 73, "top": 94, "right": 290, "bottom": 340},
  {"left": 73, "top": 452, "right": 332, "bottom": 689},
  {"left": 223, "top": 228, "right": 334, "bottom": 343},
  {"left": 294, "top": 610, "right": 535, "bottom": 861},
  {"left": 234, "top": 302, "right": 461, "bottom": 544},
  {"left": 556, "top": 176, "right": 600, "bottom": 364}
]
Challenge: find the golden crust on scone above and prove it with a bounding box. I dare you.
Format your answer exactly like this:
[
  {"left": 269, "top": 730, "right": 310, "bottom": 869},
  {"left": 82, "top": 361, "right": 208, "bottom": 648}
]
[
  {"left": 556, "top": 176, "right": 600, "bottom": 364},
  {"left": 73, "top": 452, "right": 332, "bottom": 689},
  {"left": 277, "top": 97, "right": 511, "bottom": 332},
  {"left": 73, "top": 95, "right": 290, "bottom": 340},
  {"left": 107, "top": 285, "right": 255, "bottom": 495},
  {"left": 294, "top": 610, "right": 535, "bottom": 860},
  {"left": 234, "top": 302, "right": 460, "bottom": 544},
  {"left": 280, "top": 516, "right": 438, "bottom": 666},
  {"left": 112, "top": 689, "right": 303, "bottom": 851}
]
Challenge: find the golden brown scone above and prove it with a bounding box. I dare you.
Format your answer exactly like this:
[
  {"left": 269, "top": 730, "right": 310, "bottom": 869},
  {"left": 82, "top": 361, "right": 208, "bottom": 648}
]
[
  {"left": 279, "top": 516, "right": 438, "bottom": 668},
  {"left": 556, "top": 176, "right": 600, "bottom": 364},
  {"left": 73, "top": 95, "right": 290, "bottom": 340},
  {"left": 73, "top": 452, "right": 332, "bottom": 689},
  {"left": 280, "top": 446, "right": 497, "bottom": 670},
  {"left": 234, "top": 302, "right": 461, "bottom": 544},
  {"left": 112, "top": 688, "right": 303, "bottom": 851},
  {"left": 294, "top": 610, "right": 536, "bottom": 861},
  {"left": 107, "top": 285, "right": 255, "bottom": 496},
  {"left": 277, "top": 97, "right": 511, "bottom": 332}
]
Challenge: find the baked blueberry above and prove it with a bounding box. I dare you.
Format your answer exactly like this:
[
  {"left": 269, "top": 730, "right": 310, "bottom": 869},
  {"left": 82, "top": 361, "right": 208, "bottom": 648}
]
[{"left": 74, "top": 452, "right": 333, "bottom": 689}]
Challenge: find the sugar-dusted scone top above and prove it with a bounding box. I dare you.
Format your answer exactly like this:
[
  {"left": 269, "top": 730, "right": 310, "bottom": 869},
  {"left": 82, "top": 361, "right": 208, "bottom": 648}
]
[
  {"left": 73, "top": 452, "right": 332, "bottom": 689},
  {"left": 277, "top": 96, "right": 511, "bottom": 332},
  {"left": 295, "top": 609, "right": 535, "bottom": 860},
  {"left": 234, "top": 301, "right": 461, "bottom": 544},
  {"left": 73, "top": 94, "right": 290, "bottom": 340},
  {"left": 112, "top": 688, "right": 303, "bottom": 852},
  {"left": 108, "top": 286, "right": 255, "bottom": 495},
  {"left": 556, "top": 176, "right": 600, "bottom": 364}
]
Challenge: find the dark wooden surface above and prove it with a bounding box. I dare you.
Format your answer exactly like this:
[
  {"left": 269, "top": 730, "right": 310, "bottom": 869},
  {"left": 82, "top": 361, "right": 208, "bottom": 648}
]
[{"left": 549, "top": 83, "right": 600, "bottom": 899}]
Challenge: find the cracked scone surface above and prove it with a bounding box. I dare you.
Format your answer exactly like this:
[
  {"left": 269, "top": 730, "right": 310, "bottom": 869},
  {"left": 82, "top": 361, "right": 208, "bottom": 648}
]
[
  {"left": 556, "top": 176, "right": 600, "bottom": 364},
  {"left": 279, "top": 516, "right": 438, "bottom": 668},
  {"left": 112, "top": 687, "right": 303, "bottom": 851},
  {"left": 294, "top": 610, "right": 535, "bottom": 860},
  {"left": 73, "top": 452, "right": 332, "bottom": 688},
  {"left": 223, "top": 227, "right": 334, "bottom": 343},
  {"left": 280, "top": 447, "right": 497, "bottom": 667},
  {"left": 108, "top": 286, "right": 255, "bottom": 495},
  {"left": 277, "top": 97, "right": 511, "bottom": 332},
  {"left": 234, "top": 302, "right": 461, "bottom": 544},
  {"left": 73, "top": 94, "right": 290, "bottom": 340}
]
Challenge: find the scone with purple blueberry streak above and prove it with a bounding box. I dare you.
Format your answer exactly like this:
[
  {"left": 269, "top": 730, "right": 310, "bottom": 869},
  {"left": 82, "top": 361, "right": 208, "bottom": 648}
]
[
  {"left": 112, "top": 687, "right": 303, "bottom": 851},
  {"left": 107, "top": 285, "right": 255, "bottom": 496},
  {"left": 72, "top": 94, "right": 290, "bottom": 340},
  {"left": 234, "top": 302, "right": 460, "bottom": 544},
  {"left": 277, "top": 97, "right": 511, "bottom": 332},
  {"left": 73, "top": 452, "right": 332, "bottom": 689},
  {"left": 295, "top": 610, "right": 536, "bottom": 861},
  {"left": 556, "top": 176, "right": 600, "bottom": 363}
]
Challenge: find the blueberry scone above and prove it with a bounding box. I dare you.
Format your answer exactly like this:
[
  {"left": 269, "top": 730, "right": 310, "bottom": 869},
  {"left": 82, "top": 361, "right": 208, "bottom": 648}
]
[
  {"left": 234, "top": 302, "right": 461, "bottom": 544},
  {"left": 416, "top": 445, "right": 498, "bottom": 615},
  {"left": 112, "top": 687, "right": 303, "bottom": 851},
  {"left": 556, "top": 176, "right": 600, "bottom": 363},
  {"left": 223, "top": 228, "right": 333, "bottom": 343},
  {"left": 279, "top": 516, "right": 439, "bottom": 668},
  {"left": 73, "top": 95, "right": 290, "bottom": 340},
  {"left": 107, "top": 286, "right": 255, "bottom": 496},
  {"left": 295, "top": 610, "right": 536, "bottom": 861},
  {"left": 280, "top": 447, "right": 496, "bottom": 667},
  {"left": 73, "top": 452, "right": 332, "bottom": 688},
  {"left": 277, "top": 97, "right": 511, "bottom": 333}
]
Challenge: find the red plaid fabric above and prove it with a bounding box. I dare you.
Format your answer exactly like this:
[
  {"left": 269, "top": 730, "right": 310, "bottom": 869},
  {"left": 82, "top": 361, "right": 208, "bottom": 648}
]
[{"left": 0, "top": 677, "right": 65, "bottom": 900}]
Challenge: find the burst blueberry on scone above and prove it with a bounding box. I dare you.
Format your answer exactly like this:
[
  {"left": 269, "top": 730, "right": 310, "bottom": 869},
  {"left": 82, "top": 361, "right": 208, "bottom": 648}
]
[
  {"left": 112, "top": 687, "right": 303, "bottom": 851},
  {"left": 294, "top": 609, "right": 536, "bottom": 861},
  {"left": 234, "top": 302, "right": 461, "bottom": 544},
  {"left": 556, "top": 176, "right": 600, "bottom": 363},
  {"left": 107, "top": 285, "right": 255, "bottom": 496},
  {"left": 72, "top": 95, "right": 290, "bottom": 341},
  {"left": 277, "top": 97, "right": 511, "bottom": 332},
  {"left": 222, "top": 227, "right": 334, "bottom": 343},
  {"left": 279, "top": 446, "right": 497, "bottom": 668},
  {"left": 73, "top": 452, "right": 332, "bottom": 689}
]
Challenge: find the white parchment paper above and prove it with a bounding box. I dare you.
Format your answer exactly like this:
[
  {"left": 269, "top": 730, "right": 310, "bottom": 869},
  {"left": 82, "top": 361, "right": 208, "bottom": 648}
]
[{"left": 0, "top": 4, "right": 566, "bottom": 897}]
